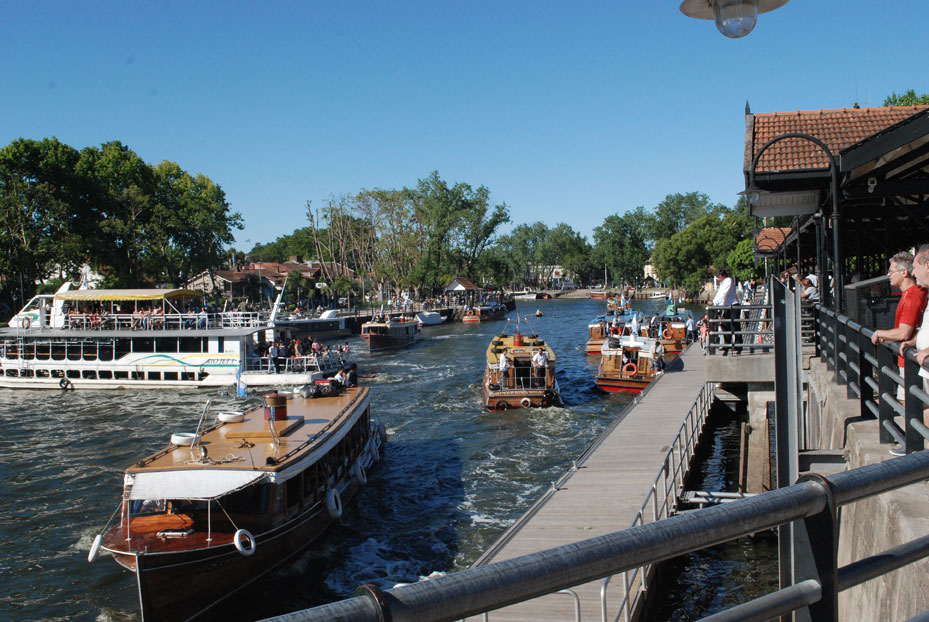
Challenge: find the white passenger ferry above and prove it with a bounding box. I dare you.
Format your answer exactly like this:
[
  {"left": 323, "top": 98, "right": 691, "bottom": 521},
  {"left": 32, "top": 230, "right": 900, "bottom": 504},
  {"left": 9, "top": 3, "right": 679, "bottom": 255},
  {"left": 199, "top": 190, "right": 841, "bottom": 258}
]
[{"left": 0, "top": 284, "right": 350, "bottom": 390}]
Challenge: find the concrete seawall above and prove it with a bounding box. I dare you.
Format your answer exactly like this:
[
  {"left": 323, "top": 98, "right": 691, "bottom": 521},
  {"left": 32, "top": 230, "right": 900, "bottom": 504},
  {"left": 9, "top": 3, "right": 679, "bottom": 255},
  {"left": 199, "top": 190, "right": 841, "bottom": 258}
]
[{"left": 807, "top": 358, "right": 929, "bottom": 619}]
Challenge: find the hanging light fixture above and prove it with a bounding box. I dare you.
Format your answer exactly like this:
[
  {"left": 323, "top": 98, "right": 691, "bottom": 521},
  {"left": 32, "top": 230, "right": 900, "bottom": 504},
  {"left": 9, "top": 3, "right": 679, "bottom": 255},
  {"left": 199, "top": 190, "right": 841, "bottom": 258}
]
[{"left": 680, "top": 0, "right": 790, "bottom": 38}]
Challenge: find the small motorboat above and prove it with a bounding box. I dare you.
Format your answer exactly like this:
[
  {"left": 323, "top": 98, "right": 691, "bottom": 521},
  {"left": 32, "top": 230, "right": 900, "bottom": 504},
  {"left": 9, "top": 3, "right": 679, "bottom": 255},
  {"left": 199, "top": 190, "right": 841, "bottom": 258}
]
[
  {"left": 361, "top": 313, "right": 421, "bottom": 351},
  {"left": 483, "top": 331, "right": 561, "bottom": 410},
  {"left": 415, "top": 310, "right": 444, "bottom": 326},
  {"left": 534, "top": 309, "right": 544, "bottom": 317},
  {"left": 595, "top": 333, "right": 661, "bottom": 393}
]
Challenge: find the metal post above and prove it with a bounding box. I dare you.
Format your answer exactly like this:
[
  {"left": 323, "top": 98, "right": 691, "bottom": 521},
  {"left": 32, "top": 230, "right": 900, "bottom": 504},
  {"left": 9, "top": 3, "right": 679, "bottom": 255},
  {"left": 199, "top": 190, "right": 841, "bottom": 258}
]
[
  {"left": 904, "top": 349, "right": 923, "bottom": 454},
  {"left": 877, "top": 342, "right": 896, "bottom": 444}
]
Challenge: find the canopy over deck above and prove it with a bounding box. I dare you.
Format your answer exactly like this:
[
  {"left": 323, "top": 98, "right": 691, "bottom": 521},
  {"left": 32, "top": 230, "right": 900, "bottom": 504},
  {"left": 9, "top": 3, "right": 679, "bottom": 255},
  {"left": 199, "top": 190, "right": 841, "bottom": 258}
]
[
  {"left": 55, "top": 289, "right": 204, "bottom": 302},
  {"left": 128, "top": 470, "right": 266, "bottom": 500}
]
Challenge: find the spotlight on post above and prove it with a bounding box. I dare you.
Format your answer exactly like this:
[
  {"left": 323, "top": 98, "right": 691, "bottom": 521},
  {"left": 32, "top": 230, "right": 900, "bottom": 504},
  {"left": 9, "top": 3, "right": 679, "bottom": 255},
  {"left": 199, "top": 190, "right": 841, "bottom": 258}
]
[{"left": 680, "top": 0, "right": 790, "bottom": 39}]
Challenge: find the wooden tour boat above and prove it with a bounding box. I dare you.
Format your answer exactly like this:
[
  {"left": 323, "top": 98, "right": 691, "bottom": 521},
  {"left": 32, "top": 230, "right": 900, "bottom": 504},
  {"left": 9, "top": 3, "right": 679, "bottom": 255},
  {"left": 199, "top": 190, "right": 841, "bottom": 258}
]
[
  {"left": 595, "top": 333, "right": 661, "bottom": 394},
  {"left": 658, "top": 319, "right": 688, "bottom": 356},
  {"left": 585, "top": 312, "right": 637, "bottom": 354},
  {"left": 483, "top": 331, "right": 561, "bottom": 410},
  {"left": 588, "top": 290, "right": 608, "bottom": 300},
  {"left": 462, "top": 303, "right": 507, "bottom": 323},
  {"left": 90, "top": 385, "right": 384, "bottom": 621},
  {"left": 361, "top": 314, "right": 422, "bottom": 351}
]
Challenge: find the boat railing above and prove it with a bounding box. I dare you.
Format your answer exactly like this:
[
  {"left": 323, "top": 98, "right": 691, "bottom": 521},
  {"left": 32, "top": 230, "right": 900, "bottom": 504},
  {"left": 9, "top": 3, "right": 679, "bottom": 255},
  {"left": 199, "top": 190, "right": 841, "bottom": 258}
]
[
  {"left": 245, "top": 352, "right": 351, "bottom": 374},
  {"left": 56, "top": 311, "right": 270, "bottom": 331}
]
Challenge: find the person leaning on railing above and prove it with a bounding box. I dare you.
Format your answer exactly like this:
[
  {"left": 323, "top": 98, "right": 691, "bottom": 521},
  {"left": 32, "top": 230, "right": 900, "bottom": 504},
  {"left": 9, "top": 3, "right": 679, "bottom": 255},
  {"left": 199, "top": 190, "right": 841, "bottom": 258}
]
[
  {"left": 710, "top": 269, "right": 738, "bottom": 356},
  {"left": 898, "top": 245, "right": 929, "bottom": 451},
  {"left": 872, "top": 251, "right": 927, "bottom": 404}
]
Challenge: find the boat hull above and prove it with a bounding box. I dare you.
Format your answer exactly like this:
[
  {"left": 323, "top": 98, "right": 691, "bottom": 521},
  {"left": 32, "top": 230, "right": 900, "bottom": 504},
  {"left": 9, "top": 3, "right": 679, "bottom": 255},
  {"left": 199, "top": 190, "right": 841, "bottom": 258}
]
[
  {"left": 116, "top": 478, "right": 365, "bottom": 622},
  {"left": 594, "top": 376, "right": 649, "bottom": 393}
]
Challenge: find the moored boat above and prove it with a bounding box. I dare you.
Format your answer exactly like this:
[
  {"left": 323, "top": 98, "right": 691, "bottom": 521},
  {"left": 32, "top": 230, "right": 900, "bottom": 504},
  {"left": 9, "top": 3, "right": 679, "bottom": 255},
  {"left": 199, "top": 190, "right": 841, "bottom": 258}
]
[
  {"left": 483, "top": 331, "right": 561, "bottom": 410},
  {"left": 361, "top": 314, "right": 421, "bottom": 351},
  {"left": 415, "top": 310, "right": 445, "bottom": 326},
  {"left": 595, "top": 333, "right": 660, "bottom": 393},
  {"left": 462, "top": 303, "right": 507, "bottom": 323},
  {"left": 658, "top": 319, "right": 688, "bottom": 356},
  {"left": 511, "top": 290, "right": 540, "bottom": 300},
  {"left": 0, "top": 284, "right": 344, "bottom": 390},
  {"left": 89, "top": 385, "right": 384, "bottom": 621}
]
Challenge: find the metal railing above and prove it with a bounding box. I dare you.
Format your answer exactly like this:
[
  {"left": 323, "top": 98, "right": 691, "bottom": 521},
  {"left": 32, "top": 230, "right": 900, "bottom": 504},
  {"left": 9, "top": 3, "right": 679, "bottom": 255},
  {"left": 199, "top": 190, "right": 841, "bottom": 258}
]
[
  {"left": 262, "top": 451, "right": 929, "bottom": 622},
  {"left": 602, "top": 382, "right": 715, "bottom": 622},
  {"left": 813, "top": 304, "right": 929, "bottom": 455},
  {"left": 706, "top": 303, "right": 774, "bottom": 354}
]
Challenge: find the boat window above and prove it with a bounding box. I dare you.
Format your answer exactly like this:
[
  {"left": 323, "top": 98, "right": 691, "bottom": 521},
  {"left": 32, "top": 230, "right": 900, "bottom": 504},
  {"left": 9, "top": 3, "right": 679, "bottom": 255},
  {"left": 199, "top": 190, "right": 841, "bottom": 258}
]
[
  {"left": 155, "top": 338, "right": 178, "bottom": 353},
  {"left": 303, "top": 465, "right": 320, "bottom": 506},
  {"left": 98, "top": 341, "right": 114, "bottom": 361},
  {"left": 286, "top": 474, "right": 302, "bottom": 514},
  {"left": 51, "top": 343, "right": 66, "bottom": 360},
  {"left": 98, "top": 370, "right": 112, "bottom": 379},
  {"left": 222, "top": 482, "right": 270, "bottom": 514},
  {"left": 217, "top": 337, "right": 225, "bottom": 352},
  {"left": 163, "top": 372, "right": 178, "bottom": 381},
  {"left": 132, "top": 338, "right": 154, "bottom": 353},
  {"left": 147, "top": 372, "right": 161, "bottom": 381},
  {"left": 115, "top": 339, "right": 131, "bottom": 358},
  {"left": 179, "top": 337, "right": 201, "bottom": 353},
  {"left": 82, "top": 342, "right": 98, "bottom": 361},
  {"left": 36, "top": 369, "right": 49, "bottom": 378},
  {"left": 131, "top": 499, "right": 166, "bottom": 515},
  {"left": 34, "top": 343, "right": 50, "bottom": 361},
  {"left": 66, "top": 343, "right": 81, "bottom": 361}
]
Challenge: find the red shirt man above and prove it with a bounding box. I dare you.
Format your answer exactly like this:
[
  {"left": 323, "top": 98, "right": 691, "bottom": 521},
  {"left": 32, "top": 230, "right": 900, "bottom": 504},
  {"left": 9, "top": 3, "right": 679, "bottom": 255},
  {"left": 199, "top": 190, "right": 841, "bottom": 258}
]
[{"left": 872, "top": 252, "right": 928, "bottom": 368}]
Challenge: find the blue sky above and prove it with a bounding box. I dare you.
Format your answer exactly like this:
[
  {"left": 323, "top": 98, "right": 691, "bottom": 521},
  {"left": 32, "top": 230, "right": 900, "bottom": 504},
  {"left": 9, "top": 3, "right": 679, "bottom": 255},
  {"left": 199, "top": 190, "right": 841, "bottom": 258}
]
[{"left": 3, "top": 1, "right": 927, "bottom": 249}]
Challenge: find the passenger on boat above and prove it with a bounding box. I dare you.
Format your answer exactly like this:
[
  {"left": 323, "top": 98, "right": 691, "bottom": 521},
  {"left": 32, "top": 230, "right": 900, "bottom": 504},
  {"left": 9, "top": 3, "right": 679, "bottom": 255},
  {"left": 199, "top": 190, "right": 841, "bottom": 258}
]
[
  {"left": 347, "top": 362, "right": 358, "bottom": 386},
  {"left": 333, "top": 367, "right": 348, "bottom": 387},
  {"left": 268, "top": 342, "right": 280, "bottom": 372},
  {"left": 651, "top": 341, "right": 665, "bottom": 373},
  {"left": 532, "top": 348, "right": 548, "bottom": 385},
  {"left": 498, "top": 349, "right": 511, "bottom": 387}
]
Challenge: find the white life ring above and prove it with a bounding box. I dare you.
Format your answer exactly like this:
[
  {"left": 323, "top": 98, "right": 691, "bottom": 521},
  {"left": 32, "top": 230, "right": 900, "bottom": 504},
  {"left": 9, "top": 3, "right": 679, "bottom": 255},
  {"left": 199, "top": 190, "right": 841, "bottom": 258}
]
[
  {"left": 353, "top": 461, "right": 367, "bottom": 485},
  {"left": 217, "top": 411, "right": 245, "bottom": 423},
  {"left": 170, "top": 432, "right": 198, "bottom": 446},
  {"left": 520, "top": 397, "right": 532, "bottom": 408},
  {"left": 233, "top": 528, "right": 256, "bottom": 556},
  {"left": 326, "top": 488, "right": 343, "bottom": 519},
  {"left": 87, "top": 534, "right": 102, "bottom": 563}
]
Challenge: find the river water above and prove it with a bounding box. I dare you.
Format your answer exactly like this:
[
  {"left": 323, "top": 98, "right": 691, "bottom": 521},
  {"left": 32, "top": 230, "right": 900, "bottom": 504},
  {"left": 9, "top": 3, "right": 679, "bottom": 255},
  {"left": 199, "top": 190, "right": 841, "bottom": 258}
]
[{"left": 0, "top": 297, "right": 772, "bottom": 621}]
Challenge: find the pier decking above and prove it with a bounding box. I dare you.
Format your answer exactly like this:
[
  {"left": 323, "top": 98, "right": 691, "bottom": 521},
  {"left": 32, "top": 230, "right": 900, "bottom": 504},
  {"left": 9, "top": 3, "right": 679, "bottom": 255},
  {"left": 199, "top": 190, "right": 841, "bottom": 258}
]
[{"left": 471, "top": 345, "right": 708, "bottom": 621}]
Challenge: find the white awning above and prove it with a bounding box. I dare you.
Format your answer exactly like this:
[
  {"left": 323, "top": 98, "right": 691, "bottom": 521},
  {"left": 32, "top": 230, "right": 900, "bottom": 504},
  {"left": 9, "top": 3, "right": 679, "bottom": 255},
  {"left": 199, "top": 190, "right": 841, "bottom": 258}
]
[{"left": 128, "top": 470, "right": 266, "bottom": 500}]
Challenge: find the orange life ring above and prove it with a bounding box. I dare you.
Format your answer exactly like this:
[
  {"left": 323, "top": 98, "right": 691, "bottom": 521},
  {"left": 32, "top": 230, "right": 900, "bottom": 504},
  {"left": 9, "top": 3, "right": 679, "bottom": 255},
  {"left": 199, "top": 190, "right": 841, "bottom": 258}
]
[
  {"left": 623, "top": 362, "right": 638, "bottom": 376},
  {"left": 662, "top": 328, "right": 672, "bottom": 339}
]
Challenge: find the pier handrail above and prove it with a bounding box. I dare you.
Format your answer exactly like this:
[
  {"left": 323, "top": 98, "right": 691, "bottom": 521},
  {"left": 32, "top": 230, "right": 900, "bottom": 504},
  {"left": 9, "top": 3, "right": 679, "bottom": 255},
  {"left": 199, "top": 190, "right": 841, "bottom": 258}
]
[
  {"left": 812, "top": 303, "right": 929, "bottom": 455},
  {"left": 261, "top": 450, "right": 929, "bottom": 622},
  {"left": 602, "top": 381, "right": 715, "bottom": 622},
  {"left": 705, "top": 303, "right": 775, "bottom": 354}
]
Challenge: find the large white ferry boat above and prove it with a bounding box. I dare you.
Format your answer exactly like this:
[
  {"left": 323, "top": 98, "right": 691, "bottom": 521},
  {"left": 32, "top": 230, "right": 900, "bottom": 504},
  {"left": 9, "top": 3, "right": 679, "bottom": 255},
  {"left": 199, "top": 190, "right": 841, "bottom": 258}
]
[{"left": 0, "top": 284, "right": 350, "bottom": 390}]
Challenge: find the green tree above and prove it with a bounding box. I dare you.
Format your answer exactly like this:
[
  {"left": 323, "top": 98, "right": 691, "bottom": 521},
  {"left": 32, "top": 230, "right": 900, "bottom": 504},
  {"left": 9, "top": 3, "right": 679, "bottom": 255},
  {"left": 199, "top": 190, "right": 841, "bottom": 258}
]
[
  {"left": 592, "top": 212, "right": 649, "bottom": 285},
  {"left": 883, "top": 90, "right": 929, "bottom": 106},
  {"left": 647, "top": 192, "right": 722, "bottom": 243}
]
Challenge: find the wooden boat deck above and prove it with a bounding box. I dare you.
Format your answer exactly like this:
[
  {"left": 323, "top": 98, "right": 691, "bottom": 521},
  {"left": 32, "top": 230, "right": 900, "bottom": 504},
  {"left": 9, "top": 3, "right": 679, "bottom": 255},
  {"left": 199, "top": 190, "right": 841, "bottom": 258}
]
[
  {"left": 470, "top": 345, "right": 708, "bottom": 621},
  {"left": 133, "top": 387, "right": 369, "bottom": 472}
]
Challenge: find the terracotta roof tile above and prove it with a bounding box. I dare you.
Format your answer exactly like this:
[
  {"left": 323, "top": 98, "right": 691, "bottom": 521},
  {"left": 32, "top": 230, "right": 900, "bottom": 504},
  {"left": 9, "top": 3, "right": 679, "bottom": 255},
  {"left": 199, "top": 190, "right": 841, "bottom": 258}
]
[{"left": 749, "top": 106, "right": 929, "bottom": 172}]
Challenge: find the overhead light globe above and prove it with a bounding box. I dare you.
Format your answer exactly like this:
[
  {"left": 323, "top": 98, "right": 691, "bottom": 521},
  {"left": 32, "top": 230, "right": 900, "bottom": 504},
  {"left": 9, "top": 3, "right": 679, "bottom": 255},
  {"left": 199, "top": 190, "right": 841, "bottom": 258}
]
[
  {"left": 714, "top": 0, "right": 757, "bottom": 38},
  {"left": 680, "top": 0, "right": 790, "bottom": 39}
]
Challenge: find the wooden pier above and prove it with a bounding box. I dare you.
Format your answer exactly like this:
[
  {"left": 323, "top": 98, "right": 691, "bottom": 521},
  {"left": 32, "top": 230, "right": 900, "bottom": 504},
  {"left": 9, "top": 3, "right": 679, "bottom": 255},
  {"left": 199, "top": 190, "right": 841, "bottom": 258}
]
[{"left": 471, "top": 345, "right": 709, "bottom": 621}]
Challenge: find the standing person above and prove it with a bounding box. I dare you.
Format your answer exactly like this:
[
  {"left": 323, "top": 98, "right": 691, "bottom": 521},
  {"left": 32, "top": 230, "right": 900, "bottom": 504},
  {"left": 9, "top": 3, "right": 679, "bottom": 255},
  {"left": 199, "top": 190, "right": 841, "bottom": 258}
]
[
  {"left": 498, "top": 349, "right": 510, "bottom": 387},
  {"left": 268, "top": 342, "right": 279, "bottom": 372},
  {"left": 532, "top": 347, "right": 548, "bottom": 387},
  {"left": 711, "top": 269, "right": 738, "bottom": 355},
  {"left": 698, "top": 316, "right": 709, "bottom": 353},
  {"left": 652, "top": 340, "right": 666, "bottom": 374},
  {"left": 873, "top": 252, "right": 927, "bottom": 404},
  {"left": 685, "top": 313, "right": 696, "bottom": 344},
  {"left": 899, "top": 246, "right": 929, "bottom": 453}
]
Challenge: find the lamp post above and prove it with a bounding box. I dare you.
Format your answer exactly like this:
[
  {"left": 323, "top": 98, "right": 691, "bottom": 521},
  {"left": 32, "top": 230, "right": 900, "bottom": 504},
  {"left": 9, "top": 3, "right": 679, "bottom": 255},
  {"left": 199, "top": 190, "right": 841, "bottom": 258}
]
[
  {"left": 680, "top": 0, "right": 790, "bottom": 38},
  {"left": 745, "top": 132, "right": 842, "bottom": 310}
]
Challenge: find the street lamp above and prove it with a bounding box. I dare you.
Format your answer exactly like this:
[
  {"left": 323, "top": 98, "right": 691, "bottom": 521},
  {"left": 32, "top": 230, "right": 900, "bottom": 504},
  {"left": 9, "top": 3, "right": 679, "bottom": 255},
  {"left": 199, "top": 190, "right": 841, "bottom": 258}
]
[
  {"left": 680, "top": 0, "right": 790, "bottom": 38},
  {"left": 744, "top": 132, "right": 842, "bottom": 309}
]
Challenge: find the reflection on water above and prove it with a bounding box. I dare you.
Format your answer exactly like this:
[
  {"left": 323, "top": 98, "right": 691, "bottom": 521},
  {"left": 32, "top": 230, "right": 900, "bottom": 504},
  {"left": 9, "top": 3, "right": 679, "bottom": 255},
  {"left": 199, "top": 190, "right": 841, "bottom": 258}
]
[{"left": 0, "top": 297, "right": 772, "bottom": 621}]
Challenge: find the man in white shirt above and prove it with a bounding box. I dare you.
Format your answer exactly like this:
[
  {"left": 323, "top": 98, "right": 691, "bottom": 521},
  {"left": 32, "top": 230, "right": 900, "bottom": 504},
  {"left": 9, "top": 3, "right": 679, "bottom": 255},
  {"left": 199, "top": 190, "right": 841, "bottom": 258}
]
[
  {"left": 711, "top": 269, "right": 738, "bottom": 355},
  {"left": 532, "top": 348, "right": 548, "bottom": 386},
  {"left": 900, "top": 245, "right": 929, "bottom": 452},
  {"left": 498, "top": 349, "right": 510, "bottom": 387}
]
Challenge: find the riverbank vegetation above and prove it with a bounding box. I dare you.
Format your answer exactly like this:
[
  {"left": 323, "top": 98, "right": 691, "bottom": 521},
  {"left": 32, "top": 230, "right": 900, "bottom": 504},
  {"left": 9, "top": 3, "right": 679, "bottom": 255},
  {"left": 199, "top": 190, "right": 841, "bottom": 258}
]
[{"left": 0, "top": 136, "right": 758, "bottom": 308}]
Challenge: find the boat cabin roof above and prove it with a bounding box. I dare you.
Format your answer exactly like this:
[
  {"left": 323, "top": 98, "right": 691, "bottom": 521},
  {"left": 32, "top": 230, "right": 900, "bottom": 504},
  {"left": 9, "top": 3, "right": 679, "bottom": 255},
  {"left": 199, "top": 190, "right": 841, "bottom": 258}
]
[
  {"left": 55, "top": 288, "right": 203, "bottom": 302},
  {"left": 485, "top": 333, "right": 556, "bottom": 365},
  {"left": 125, "top": 387, "right": 370, "bottom": 499}
]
